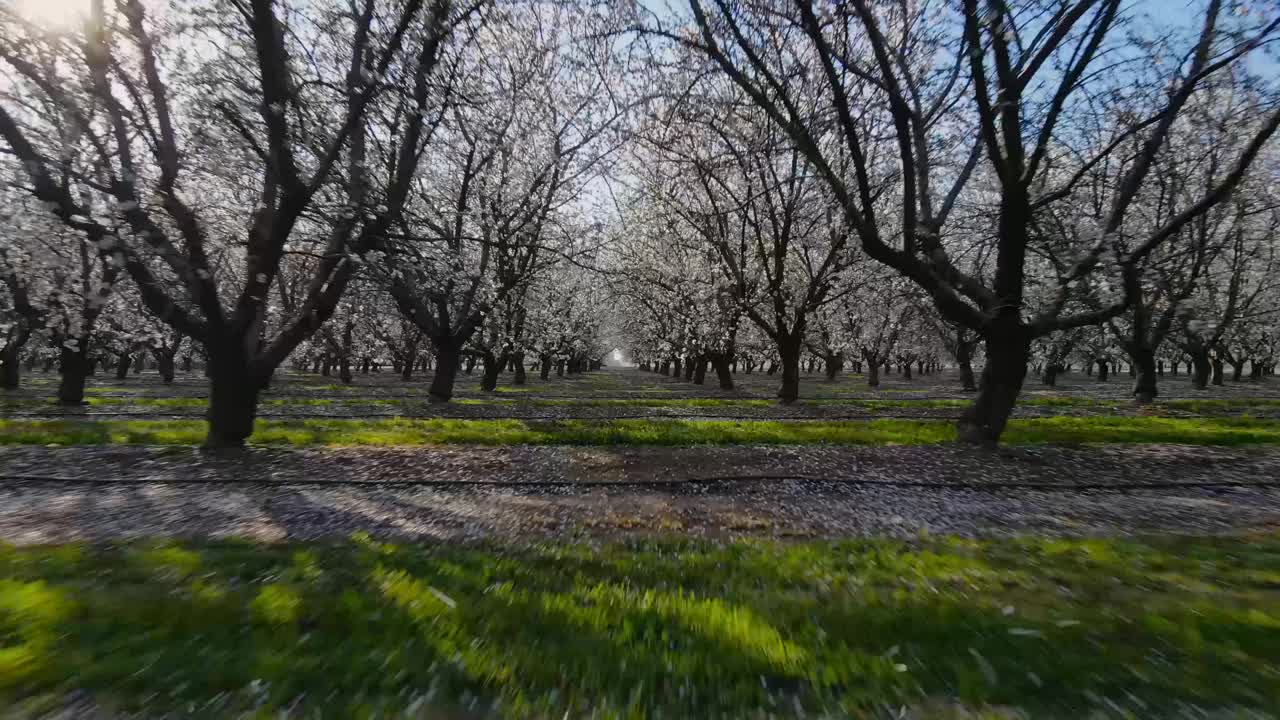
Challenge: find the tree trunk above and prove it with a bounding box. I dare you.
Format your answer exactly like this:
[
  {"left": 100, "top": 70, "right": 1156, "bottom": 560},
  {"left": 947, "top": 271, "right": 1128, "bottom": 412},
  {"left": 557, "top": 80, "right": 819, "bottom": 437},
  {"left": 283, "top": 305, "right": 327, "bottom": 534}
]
[
  {"left": 1, "top": 331, "right": 31, "bottom": 390},
  {"left": 671, "top": 357, "right": 682, "bottom": 380},
  {"left": 902, "top": 362, "right": 913, "bottom": 380},
  {"left": 1211, "top": 358, "right": 1224, "bottom": 386},
  {"left": 711, "top": 355, "right": 734, "bottom": 390},
  {"left": 57, "top": 344, "right": 91, "bottom": 405},
  {"left": 480, "top": 352, "right": 504, "bottom": 392},
  {"left": 1096, "top": 359, "right": 1109, "bottom": 382},
  {"left": 0, "top": 345, "right": 23, "bottom": 390},
  {"left": 204, "top": 351, "right": 261, "bottom": 449},
  {"left": 683, "top": 357, "right": 695, "bottom": 381},
  {"left": 513, "top": 352, "right": 527, "bottom": 385},
  {"left": 865, "top": 354, "right": 881, "bottom": 387},
  {"left": 429, "top": 343, "right": 461, "bottom": 403},
  {"left": 957, "top": 342, "right": 976, "bottom": 392},
  {"left": 339, "top": 355, "right": 353, "bottom": 384},
  {"left": 1231, "top": 361, "right": 1245, "bottom": 382},
  {"left": 541, "top": 354, "right": 553, "bottom": 380},
  {"left": 1129, "top": 346, "right": 1158, "bottom": 404},
  {"left": 692, "top": 357, "right": 708, "bottom": 385},
  {"left": 115, "top": 353, "right": 132, "bottom": 380},
  {"left": 957, "top": 332, "right": 1030, "bottom": 447},
  {"left": 1191, "top": 351, "right": 1211, "bottom": 390},
  {"left": 824, "top": 355, "right": 840, "bottom": 381},
  {"left": 1042, "top": 364, "right": 1058, "bottom": 387},
  {"left": 556, "top": 359, "right": 565, "bottom": 377},
  {"left": 157, "top": 353, "right": 176, "bottom": 383},
  {"left": 777, "top": 339, "right": 802, "bottom": 404}
]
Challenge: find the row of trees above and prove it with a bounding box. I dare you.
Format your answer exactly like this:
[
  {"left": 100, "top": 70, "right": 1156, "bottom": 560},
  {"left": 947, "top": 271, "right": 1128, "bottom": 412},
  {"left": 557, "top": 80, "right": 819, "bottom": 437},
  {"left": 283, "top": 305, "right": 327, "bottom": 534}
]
[
  {"left": 608, "top": 0, "right": 1280, "bottom": 444},
  {"left": 1, "top": 0, "right": 624, "bottom": 445},
  {"left": 3, "top": 0, "right": 1279, "bottom": 447}
]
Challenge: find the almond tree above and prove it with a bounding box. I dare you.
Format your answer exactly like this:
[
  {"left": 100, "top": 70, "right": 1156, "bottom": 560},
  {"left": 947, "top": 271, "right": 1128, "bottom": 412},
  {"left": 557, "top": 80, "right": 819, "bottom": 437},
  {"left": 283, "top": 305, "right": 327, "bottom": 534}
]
[
  {"left": 0, "top": 0, "right": 464, "bottom": 445},
  {"left": 655, "top": 0, "right": 1280, "bottom": 444},
  {"left": 370, "top": 1, "right": 628, "bottom": 402}
]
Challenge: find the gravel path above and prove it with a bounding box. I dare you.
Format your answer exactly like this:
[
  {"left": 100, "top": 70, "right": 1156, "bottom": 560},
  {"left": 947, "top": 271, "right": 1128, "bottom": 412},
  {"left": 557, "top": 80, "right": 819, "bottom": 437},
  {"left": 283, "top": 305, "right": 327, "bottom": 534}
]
[{"left": 1, "top": 444, "right": 1278, "bottom": 544}]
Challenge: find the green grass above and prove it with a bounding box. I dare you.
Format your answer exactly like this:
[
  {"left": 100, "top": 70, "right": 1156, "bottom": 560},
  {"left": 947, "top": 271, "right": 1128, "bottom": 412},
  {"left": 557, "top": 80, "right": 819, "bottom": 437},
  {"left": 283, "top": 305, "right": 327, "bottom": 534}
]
[
  {"left": 1, "top": 533, "right": 1278, "bottom": 718},
  {"left": 2, "top": 416, "right": 1280, "bottom": 447}
]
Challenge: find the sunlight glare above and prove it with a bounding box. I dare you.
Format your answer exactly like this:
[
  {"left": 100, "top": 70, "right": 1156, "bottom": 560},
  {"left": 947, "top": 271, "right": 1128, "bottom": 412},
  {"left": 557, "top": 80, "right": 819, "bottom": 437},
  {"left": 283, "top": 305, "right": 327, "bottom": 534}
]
[{"left": 10, "top": 0, "right": 91, "bottom": 29}]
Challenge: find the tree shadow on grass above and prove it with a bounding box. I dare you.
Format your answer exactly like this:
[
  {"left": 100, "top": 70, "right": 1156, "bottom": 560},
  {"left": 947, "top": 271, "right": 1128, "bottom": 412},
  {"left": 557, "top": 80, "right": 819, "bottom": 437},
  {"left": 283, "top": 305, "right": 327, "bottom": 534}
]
[{"left": 1, "top": 534, "right": 1278, "bottom": 717}]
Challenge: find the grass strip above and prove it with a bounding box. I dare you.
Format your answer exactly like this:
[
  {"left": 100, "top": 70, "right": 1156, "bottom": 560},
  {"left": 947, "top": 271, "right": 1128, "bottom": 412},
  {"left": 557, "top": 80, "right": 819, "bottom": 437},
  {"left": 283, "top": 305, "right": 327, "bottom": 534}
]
[
  {"left": 2, "top": 416, "right": 1279, "bottom": 447},
  {"left": 1, "top": 533, "right": 1278, "bottom": 718}
]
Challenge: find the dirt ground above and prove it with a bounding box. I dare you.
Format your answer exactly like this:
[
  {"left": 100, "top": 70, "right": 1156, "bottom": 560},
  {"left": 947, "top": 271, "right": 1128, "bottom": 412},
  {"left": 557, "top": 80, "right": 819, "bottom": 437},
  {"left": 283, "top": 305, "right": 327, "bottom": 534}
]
[
  {"left": 0, "top": 444, "right": 1277, "bottom": 544},
  {"left": 2, "top": 366, "right": 1279, "bottom": 544}
]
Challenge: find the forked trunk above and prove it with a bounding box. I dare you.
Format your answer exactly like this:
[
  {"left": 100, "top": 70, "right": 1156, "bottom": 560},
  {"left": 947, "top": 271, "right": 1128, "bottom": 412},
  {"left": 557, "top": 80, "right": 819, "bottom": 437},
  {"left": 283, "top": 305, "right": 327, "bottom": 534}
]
[{"left": 956, "top": 333, "right": 1030, "bottom": 447}]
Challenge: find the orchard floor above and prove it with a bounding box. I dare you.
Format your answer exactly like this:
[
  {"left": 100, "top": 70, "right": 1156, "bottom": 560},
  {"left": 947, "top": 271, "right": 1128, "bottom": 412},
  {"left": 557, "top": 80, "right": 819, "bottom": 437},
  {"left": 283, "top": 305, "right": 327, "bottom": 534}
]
[
  {"left": 4, "top": 368, "right": 1280, "bottom": 718},
  {"left": 1, "top": 366, "right": 1279, "bottom": 543}
]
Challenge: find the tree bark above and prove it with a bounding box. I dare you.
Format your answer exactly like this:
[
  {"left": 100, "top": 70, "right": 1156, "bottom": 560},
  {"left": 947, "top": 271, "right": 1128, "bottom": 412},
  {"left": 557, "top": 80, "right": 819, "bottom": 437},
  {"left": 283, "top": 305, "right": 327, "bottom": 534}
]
[
  {"left": 1211, "top": 357, "right": 1224, "bottom": 386},
  {"left": 956, "top": 342, "right": 976, "bottom": 392},
  {"left": 692, "top": 357, "right": 708, "bottom": 385},
  {"left": 864, "top": 353, "right": 881, "bottom": 387},
  {"left": 429, "top": 343, "right": 461, "bottom": 403},
  {"left": 1096, "top": 359, "right": 1109, "bottom": 382},
  {"left": 1042, "top": 364, "right": 1059, "bottom": 387},
  {"left": 957, "top": 332, "right": 1030, "bottom": 447},
  {"left": 0, "top": 344, "right": 24, "bottom": 390},
  {"left": 1191, "top": 350, "right": 1211, "bottom": 390},
  {"left": 512, "top": 352, "right": 527, "bottom": 385},
  {"left": 541, "top": 354, "right": 553, "bottom": 380},
  {"left": 823, "top": 354, "right": 840, "bottom": 381},
  {"left": 57, "top": 344, "right": 91, "bottom": 405},
  {"left": 711, "top": 355, "right": 734, "bottom": 390},
  {"left": 480, "top": 352, "right": 505, "bottom": 392},
  {"left": 115, "top": 353, "right": 132, "bottom": 380},
  {"left": 1129, "top": 346, "right": 1158, "bottom": 404},
  {"left": 204, "top": 351, "right": 261, "bottom": 449},
  {"left": 156, "top": 353, "right": 176, "bottom": 383},
  {"left": 777, "top": 337, "right": 802, "bottom": 404}
]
